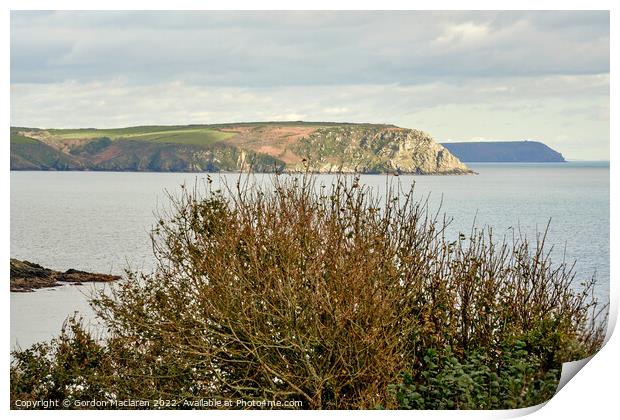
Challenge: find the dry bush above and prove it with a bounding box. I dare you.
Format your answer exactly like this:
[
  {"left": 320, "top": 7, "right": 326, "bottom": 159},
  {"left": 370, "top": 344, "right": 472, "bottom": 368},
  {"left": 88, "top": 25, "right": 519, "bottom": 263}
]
[{"left": 11, "top": 173, "right": 606, "bottom": 409}]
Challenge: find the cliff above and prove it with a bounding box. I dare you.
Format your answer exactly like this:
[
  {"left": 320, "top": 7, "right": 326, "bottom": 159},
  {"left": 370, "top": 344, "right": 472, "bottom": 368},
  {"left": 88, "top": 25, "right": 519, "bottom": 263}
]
[{"left": 10, "top": 122, "right": 472, "bottom": 174}]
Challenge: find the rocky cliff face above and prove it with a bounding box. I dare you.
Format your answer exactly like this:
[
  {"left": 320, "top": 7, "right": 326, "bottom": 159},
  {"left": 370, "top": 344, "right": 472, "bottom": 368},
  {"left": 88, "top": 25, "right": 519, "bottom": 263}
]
[
  {"left": 291, "top": 126, "right": 471, "bottom": 174},
  {"left": 10, "top": 123, "right": 472, "bottom": 174}
]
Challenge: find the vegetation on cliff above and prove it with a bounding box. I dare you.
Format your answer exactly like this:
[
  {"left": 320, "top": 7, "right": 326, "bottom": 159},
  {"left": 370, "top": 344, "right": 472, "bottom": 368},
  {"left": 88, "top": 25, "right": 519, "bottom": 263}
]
[
  {"left": 10, "top": 174, "right": 605, "bottom": 409},
  {"left": 10, "top": 123, "right": 471, "bottom": 174}
]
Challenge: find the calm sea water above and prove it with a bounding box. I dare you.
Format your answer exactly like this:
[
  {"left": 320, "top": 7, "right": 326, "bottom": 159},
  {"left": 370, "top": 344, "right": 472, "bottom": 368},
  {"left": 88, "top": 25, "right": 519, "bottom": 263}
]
[{"left": 10, "top": 162, "right": 610, "bottom": 349}]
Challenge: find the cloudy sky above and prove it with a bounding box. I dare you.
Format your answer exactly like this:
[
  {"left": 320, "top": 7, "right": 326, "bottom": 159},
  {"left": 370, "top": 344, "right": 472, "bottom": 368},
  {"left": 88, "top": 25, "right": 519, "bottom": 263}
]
[{"left": 10, "top": 11, "right": 609, "bottom": 160}]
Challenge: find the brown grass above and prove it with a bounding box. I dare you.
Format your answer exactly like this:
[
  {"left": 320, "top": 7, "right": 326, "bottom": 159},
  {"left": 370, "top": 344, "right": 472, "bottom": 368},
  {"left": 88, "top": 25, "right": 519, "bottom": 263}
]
[{"left": 224, "top": 126, "right": 318, "bottom": 164}]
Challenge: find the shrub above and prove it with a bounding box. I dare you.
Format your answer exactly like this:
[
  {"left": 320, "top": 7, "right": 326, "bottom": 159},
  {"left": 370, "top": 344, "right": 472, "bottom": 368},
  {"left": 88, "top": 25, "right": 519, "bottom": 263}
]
[
  {"left": 10, "top": 316, "right": 114, "bottom": 406},
  {"left": 10, "top": 174, "right": 607, "bottom": 409}
]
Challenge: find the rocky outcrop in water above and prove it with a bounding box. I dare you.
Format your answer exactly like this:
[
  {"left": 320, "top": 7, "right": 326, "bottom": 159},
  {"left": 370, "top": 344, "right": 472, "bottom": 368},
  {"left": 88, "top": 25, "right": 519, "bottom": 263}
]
[{"left": 10, "top": 259, "right": 121, "bottom": 292}]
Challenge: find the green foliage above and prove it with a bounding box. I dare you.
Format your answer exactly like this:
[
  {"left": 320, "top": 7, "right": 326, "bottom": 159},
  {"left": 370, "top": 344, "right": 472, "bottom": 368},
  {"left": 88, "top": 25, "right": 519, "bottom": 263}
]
[
  {"left": 10, "top": 133, "right": 39, "bottom": 144},
  {"left": 49, "top": 126, "right": 234, "bottom": 145},
  {"left": 10, "top": 316, "right": 112, "bottom": 406},
  {"left": 388, "top": 342, "right": 561, "bottom": 410},
  {"left": 10, "top": 175, "right": 606, "bottom": 409}
]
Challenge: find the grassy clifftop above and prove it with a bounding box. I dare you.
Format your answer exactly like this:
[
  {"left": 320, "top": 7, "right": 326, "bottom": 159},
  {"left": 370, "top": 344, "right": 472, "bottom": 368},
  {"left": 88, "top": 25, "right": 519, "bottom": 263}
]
[{"left": 10, "top": 122, "right": 471, "bottom": 174}]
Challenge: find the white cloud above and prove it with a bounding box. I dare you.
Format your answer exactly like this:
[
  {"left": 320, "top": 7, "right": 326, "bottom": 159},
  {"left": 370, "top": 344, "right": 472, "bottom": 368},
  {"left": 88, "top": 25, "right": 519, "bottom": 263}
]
[{"left": 434, "top": 22, "right": 491, "bottom": 45}]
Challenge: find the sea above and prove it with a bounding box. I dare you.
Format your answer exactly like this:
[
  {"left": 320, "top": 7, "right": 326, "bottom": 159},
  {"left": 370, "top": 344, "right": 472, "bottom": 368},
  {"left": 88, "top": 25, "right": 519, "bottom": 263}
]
[{"left": 10, "top": 162, "right": 610, "bottom": 350}]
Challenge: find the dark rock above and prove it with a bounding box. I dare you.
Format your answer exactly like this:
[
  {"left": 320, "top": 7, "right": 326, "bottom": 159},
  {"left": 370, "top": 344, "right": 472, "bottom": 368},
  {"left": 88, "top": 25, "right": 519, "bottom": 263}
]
[{"left": 10, "top": 258, "right": 121, "bottom": 292}]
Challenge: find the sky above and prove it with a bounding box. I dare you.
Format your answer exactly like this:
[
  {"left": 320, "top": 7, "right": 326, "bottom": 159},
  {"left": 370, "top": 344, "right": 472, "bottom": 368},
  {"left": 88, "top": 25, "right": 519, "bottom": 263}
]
[{"left": 10, "top": 10, "right": 610, "bottom": 160}]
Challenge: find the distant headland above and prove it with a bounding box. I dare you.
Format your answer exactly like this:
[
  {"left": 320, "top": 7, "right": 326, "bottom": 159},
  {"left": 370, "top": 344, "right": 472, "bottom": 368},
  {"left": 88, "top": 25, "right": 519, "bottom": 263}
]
[{"left": 441, "top": 140, "right": 566, "bottom": 163}]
